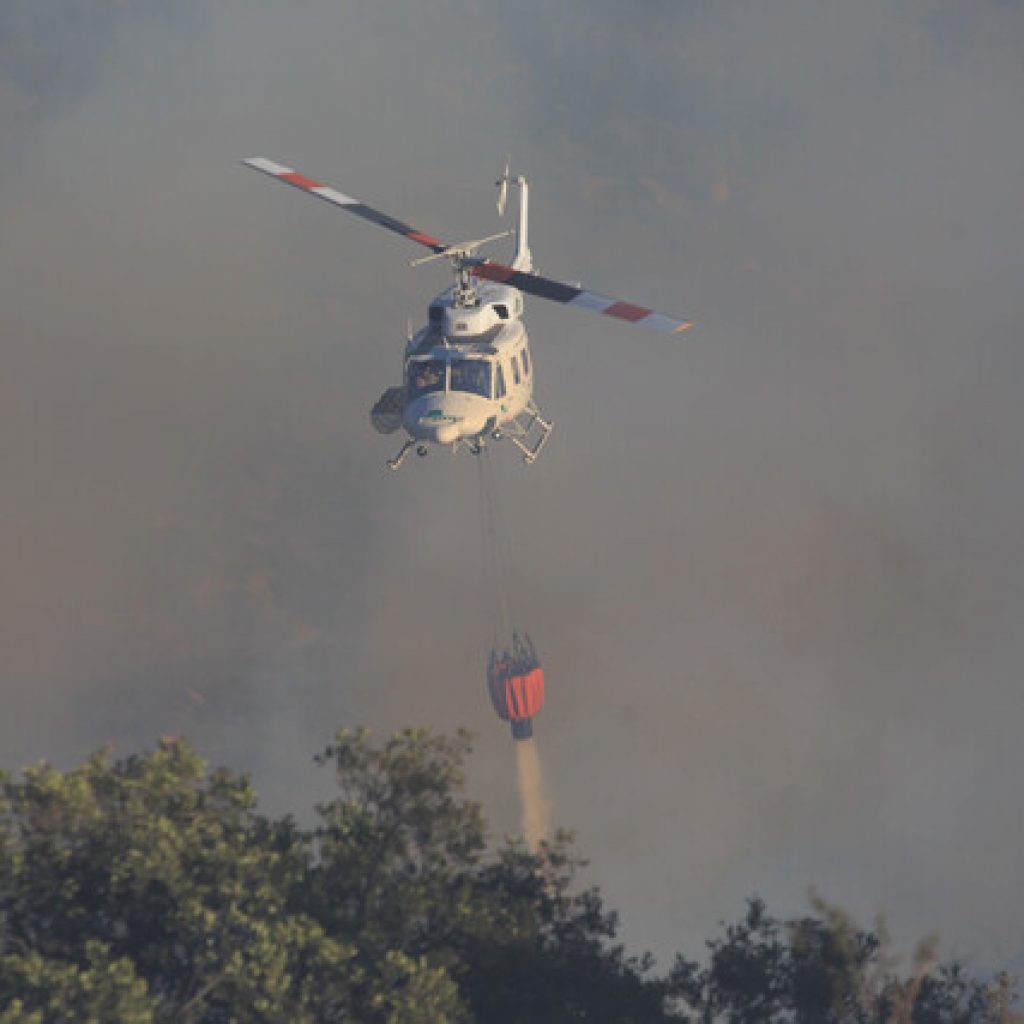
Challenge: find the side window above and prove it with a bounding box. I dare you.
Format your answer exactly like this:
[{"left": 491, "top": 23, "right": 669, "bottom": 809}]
[
  {"left": 493, "top": 304, "right": 509, "bottom": 320},
  {"left": 520, "top": 350, "right": 529, "bottom": 377},
  {"left": 495, "top": 364, "right": 506, "bottom": 399},
  {"left": 511, "top": 356, "right": 521, "bottom": 385}
]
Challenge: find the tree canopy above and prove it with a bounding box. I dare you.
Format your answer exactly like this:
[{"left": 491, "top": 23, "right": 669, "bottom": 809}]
[{"left": 0, "top": 729, "right": 1018, "bottom": 1023}]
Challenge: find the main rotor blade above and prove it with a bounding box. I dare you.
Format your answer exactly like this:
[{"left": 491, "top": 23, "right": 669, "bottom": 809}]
[
  {"left": 472, "top": 261, "right": 692, "bottom": 334},
  {"left": 242, "top": 157, "right": 449, "bottom": 254}
]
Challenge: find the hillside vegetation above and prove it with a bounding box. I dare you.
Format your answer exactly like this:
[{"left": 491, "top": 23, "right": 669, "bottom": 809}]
[{"left": 0, "top": 729, "right": 1017, "bottom": 1023}]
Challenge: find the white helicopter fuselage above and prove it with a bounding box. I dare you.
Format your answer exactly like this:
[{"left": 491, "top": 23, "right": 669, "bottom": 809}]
[{"left": 402, "top": 282, "right": 535, "bottom": 447}]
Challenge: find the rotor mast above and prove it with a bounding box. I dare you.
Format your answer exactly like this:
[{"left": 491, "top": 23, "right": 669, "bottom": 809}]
[
  {"left": 407, "top": 229, "right": 513, "bottom": 308},
  {"left": 454, "top": 257, "right": 477, "bottom": 308}
]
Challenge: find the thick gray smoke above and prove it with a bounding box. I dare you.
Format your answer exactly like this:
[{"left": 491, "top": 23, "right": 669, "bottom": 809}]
[{"left": 2, "top": 0, "right": 1023, "bottom": 968}]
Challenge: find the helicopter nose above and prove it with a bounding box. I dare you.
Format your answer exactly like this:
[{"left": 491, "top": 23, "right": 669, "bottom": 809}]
[
  {"left": 432, "top": 423, "right": 461, "bottom": 445},
  {"left": 405, "top": 414, "right": 462, "bottom": 444},
  {"left": 404, "top": 394, "right": 487, "bottom": 444}
]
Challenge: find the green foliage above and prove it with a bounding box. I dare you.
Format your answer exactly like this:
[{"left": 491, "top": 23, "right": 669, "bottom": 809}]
[
  {"left": 0, "top": 739, "right": 354, "bottom": 1023},
  {"left": 0, "top": 940, "right": 154, "bottom": 1024},
  {"left": 307, "top": 728, "right": 672, "bottom": 1023},
  {"left": 669, "top": 895, "right": 1020, "bottom": 1024},
  {"left": 1, "top": 730, "right": 1019, "bottom": 1023}
]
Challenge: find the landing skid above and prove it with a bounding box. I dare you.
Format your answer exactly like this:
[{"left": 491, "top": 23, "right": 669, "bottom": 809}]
[
  {"left": 500, "top": 401, "right": 552, "bottom": 464},
  {"left": 387, "top": 403, "right": 552, "bottom": 469}
]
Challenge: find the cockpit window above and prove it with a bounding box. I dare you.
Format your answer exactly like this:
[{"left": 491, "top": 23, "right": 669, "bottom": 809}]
[
  {"left": 450, "top": 359, "right": 491, "bottom": 398},
  {"left": 408, "top": 359, "right": 445, "bottom": 398}
]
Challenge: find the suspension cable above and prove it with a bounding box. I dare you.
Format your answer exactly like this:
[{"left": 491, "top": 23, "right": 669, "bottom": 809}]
[{"left": 477, "top": 446, "right": 513, "bottom": 649}]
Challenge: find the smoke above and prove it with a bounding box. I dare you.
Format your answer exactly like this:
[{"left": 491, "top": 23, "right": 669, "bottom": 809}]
[
  {"left": 515, "top": 737, "right": 552, "bottom": 853},
  {"left": 2, "top": 0, "right": 1024, "bottom": 973}
]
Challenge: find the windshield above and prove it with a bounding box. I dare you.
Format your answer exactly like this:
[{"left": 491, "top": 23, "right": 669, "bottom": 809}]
[
  {"left": 450, "top": 359, "right": 491, "bottom": 399},
  {"left": 407, "top": 359, "right": 445, "bottom": 399}
]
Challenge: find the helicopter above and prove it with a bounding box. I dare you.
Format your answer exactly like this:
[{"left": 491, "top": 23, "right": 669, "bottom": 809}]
[{"left": 242, "top": 158, "right": 692, "bottom": 468}]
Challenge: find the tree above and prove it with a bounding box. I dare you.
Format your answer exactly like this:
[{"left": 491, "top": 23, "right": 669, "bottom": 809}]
[
  {"left": 1, "top": 731, "right": 1019, "bottom": 1023},
  {"left": 668, "top": 895, "right": 1021, "bottom": 1024},
  {"left": 307, "top": 727, "right": 674, "bottom": 1023},
  {"left": 0, "top": 740, "right": 355, "bottom": 1023},
  {"left": 0, "top": 940, "right": 153, "bottom": 1024},
  {"left": 0, "top": 731, "right": 671, "bottom": 1022}
]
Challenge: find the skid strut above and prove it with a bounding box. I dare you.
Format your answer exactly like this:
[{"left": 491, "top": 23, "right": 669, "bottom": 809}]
[{"left": 387, "top": 439, "right": 414, "bottom": 470}]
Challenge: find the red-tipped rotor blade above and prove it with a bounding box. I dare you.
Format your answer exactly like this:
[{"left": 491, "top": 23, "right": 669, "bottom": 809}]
[{"left": 242, "top": 157, "right": 449, "bottom": 254}]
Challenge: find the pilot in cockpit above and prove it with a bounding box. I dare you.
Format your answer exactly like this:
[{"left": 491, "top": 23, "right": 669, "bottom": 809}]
[{"left": 415, "top": 364, "right": 440, "bottom": 389}]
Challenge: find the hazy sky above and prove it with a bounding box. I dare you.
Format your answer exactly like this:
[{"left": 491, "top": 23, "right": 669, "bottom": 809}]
[{"left": 2, "top": 0, "right": 1023, "bottom": 969}]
